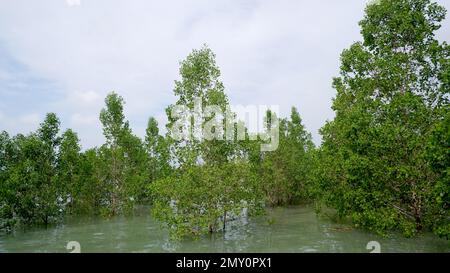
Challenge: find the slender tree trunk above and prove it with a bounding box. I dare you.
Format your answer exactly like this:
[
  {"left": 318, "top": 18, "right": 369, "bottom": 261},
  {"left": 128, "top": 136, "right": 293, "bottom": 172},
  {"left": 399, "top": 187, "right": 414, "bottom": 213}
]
[{"left": 223, "top": 210, "right": 227, "bottom": 232}]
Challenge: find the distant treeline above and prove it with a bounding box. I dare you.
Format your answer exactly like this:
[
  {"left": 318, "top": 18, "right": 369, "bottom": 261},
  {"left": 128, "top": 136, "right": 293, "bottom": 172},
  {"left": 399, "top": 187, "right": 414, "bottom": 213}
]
[{"left": 0, "top": 0, "right": 448, "bottom": 239}]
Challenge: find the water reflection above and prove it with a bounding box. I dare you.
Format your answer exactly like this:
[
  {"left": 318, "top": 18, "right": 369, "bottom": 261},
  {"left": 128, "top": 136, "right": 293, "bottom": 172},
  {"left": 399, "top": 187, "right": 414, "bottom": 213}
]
[{"left": 0, "top": 206, "right": 448, "bottom": 253}]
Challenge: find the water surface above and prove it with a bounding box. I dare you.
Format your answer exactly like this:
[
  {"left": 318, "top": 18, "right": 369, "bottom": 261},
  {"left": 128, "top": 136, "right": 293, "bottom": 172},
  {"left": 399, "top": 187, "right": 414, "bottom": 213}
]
[{"left": 0, "top": 206, "right": 448, "bottom": 253}]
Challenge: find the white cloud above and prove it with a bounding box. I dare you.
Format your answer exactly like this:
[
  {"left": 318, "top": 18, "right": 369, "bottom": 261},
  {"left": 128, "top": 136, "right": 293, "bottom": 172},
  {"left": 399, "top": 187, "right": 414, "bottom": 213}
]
[
  {"left": 0, "top": 70, "right": 11, "bottom": 81},
  {"left": 0, "top": 0, "right": 449, "bottom": 147},
  {"left": 19, "top": 113, "right": 40, "bottom": 125},
  {"left": 66, "top": 0, "right": 81, "bottom": 7},
  {"left": 71, "top": 113, "right": 96, "bottom": 125},
  {"left": 73, "top": 90, "right": 100, "bottom": 105},
  {"left": 0, "top": 112, "right": 41, "bottom": 135}
]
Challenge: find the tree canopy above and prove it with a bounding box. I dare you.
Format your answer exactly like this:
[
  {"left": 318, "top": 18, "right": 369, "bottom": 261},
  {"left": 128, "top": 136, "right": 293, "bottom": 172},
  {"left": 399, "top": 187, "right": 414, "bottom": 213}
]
[{"left": 0, "top": 0, "right": 448, "bottom": 241}]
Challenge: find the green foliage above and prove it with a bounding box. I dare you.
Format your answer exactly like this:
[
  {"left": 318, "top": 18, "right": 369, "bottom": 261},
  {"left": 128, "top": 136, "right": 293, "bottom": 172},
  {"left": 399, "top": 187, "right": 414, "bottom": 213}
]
[
  {"left": 317, "top": 0, "right": 450, "bottom": 237},
  {"left": 0, "top": 2, "right": 448, "bottom": 242},
  {"left": 98, "top": 92, "right": 148, "bottom": 215},
  {"left": 425, "top": 109, "right": 450, "bottom": 238},
  {"left": 57, "top": 129, "right": 81, "bottom": 213},
  {"left": 0, "top": 114, "right": 65, "bottom": 228},
  {"left": 258, "top": 108, "right": 315, "bottom": 206},
  {"left": 67, "top": 148, "right": 105, "bottom": 215},
  {"left": 145, "top": 117, "right": 171, "bottom": 186},
  {"left": 151, "top": 46, "right": 265, "bottom": 239},
  {"left": 0, "top": 131, "right": 16, "bottom": 229},
  {"left": 0, "top": 93, "right": 152, "bottom": 229},
  {"left": 165, "top": 45, "right": 232, "bottom": 168},
  {"left": 150, "top": 162, "right": 262, "bottom": 239}
]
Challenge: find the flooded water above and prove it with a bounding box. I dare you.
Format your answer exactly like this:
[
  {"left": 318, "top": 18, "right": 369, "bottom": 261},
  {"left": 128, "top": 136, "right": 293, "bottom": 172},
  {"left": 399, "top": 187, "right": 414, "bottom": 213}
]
[{"left": 0, "top": 206, "right": 448, "bottom": 253}]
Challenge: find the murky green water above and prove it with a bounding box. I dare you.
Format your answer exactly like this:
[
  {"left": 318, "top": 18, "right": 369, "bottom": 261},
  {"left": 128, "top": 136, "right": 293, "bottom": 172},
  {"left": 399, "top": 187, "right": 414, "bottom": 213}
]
[{"left": 0, "top": 206, "right": 448, "bottom": 253}]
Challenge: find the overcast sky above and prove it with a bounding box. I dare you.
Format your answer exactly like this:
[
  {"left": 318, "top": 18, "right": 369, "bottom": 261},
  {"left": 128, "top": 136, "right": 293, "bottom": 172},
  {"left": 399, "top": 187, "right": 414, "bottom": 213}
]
[{"left": 1, "top": 0, "right": 449, "bottom": 148}]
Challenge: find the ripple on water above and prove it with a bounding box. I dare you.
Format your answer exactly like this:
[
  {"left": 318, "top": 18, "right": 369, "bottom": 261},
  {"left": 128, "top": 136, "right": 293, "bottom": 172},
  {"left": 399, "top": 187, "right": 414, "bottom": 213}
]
[{"left": 0, "top": 206, "right": 449, "bottom": 253}]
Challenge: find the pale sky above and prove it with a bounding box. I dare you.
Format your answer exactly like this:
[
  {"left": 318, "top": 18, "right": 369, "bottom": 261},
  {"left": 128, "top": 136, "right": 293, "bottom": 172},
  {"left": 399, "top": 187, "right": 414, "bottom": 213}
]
[{"left": 1, "top": 0, "right": 449, "bottom": 148}]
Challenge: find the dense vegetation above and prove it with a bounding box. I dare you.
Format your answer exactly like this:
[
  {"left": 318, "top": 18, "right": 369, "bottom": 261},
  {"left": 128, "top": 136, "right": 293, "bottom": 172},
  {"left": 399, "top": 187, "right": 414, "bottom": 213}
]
[
  {"left": 0, "top": 0, "right": 448, "bottom": 239},
  {"left": 316, "top": 0, "right": 449, "bottom": 238}
]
